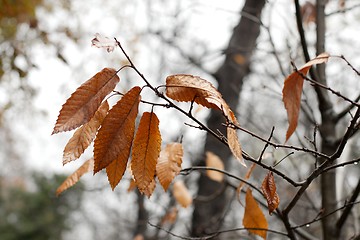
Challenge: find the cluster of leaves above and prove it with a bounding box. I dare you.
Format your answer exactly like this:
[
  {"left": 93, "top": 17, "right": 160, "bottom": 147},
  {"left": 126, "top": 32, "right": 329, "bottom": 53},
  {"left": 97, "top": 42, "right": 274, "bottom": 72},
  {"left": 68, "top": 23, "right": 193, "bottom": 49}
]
[
  {"left": 52, "top": 44, "right": 245, "bottom": 195},
  {"left": 53, "top": 34, "right": 333, "bottom": 239}
]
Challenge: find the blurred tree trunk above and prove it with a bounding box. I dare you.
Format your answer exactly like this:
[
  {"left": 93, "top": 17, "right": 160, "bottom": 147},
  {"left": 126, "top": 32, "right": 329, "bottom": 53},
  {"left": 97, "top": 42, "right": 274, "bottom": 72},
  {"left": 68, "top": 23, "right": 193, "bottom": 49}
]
[
  {"left": 191, "top": 0, "right": 266, "bottom": 236},
  {"left": 315, "top": 0, "right": 338, "bottom": 239}
]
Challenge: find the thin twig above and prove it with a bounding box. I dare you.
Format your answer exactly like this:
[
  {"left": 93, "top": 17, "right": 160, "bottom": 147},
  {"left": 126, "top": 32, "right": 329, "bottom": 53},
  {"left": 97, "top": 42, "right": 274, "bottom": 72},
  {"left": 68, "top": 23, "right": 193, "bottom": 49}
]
[{"left": 180, "top": 166, "right": 262, "bottom": 195}]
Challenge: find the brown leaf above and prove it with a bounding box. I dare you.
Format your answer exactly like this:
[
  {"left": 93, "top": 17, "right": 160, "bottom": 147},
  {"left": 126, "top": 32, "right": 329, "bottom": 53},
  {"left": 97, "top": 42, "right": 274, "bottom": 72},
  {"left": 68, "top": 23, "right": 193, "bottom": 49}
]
[
  {"left": 93, "top": 87, "right": 141, "bottom": 189},
  {"left": 227, "top": 127, "right": 245, "bottom": 166},
  {"left": 301, "top": 2, "right": 316, "bottom": 25},
  {"left": 156, "top": 143, "right": 183, "bottom": 191},
  {"left": 243, "top": 188, "right": 268, "bottom": 239},
  {"left": 237, "top": 163, "right": 256, "bottom": 203},
  {"left": 142, "top": 178, "right": 156, "bottom": 198},
  {"left": 166, "top": 74, "right": 244, "bottom": 165},
  {"left": 127, "top": 178, "right": 137, "bottom": 193},
  {"left": 282, "top": 53, "right": 329, "bottom": 141},
  {"left": 261, "top": 171, "right": 280, "bottom": 214},
  {"left": 53, "top": 68, "right": 120, "bottom": 134},
  {"left": 131, "top": 112, "right": 162, "bottom": 195},
  {"left": 166, "top": 74, "right": 235, "bottom": 120},
  {"left": 205, "top": 151, "right": 224, "bottom": 182},
  {"left": 172, "top": 180, "right": 192, "bottom": 208},
  {"left": 166, "top": 74, "right": 223, "bottom": 109},
  {"left": 56, "top": 158, "right": 94, "bottom": 196},
  {"left": 62, "top": 101, "right": 109, "bottom": 165},
  {"left": 91, "top": 33, "right": 117, "bottom": 53},
  {"left": 161, "top": 207, "right": 178, "bottom": 225}
]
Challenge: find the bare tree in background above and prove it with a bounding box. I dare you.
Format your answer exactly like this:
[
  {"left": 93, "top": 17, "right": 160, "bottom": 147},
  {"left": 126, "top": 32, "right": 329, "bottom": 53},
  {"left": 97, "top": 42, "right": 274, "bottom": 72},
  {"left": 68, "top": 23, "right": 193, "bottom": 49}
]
[{"left": 192, "top": 0, "right": 266, "bottom": 236}]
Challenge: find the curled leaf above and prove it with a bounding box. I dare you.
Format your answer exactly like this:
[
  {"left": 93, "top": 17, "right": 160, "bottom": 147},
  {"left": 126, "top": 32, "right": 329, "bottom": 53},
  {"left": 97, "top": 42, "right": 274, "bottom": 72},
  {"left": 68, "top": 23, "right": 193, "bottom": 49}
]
[
  {"left": 53, "top": 68, "right": 119, "bottom": 134},
  {"left": 91, "top": 33, "right": 117, "bottom": 52},
  {"left": 282, "top": 53, "right": 329, "bottom": 141},
  {"left": 166, "top": 74, "right": 234, "bottom": 119},
  {"left": 227, "top": 127, "right": 245, "bottom": 166},
  {"left": 261, "top": 171, "right": 280, "bottom": 214},
  {"left": 166, "top": 74, "right": 244, "bottom": 165},
  {"left": 156, "top": 143, "right": 183, "bottom": 191}
]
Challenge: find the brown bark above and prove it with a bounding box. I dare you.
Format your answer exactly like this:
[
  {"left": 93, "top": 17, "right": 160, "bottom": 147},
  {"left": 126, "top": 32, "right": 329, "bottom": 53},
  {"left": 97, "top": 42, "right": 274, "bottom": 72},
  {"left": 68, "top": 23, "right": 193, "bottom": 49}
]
[{"left": 191, "top": 0, "right": 266, "bottom": 237}]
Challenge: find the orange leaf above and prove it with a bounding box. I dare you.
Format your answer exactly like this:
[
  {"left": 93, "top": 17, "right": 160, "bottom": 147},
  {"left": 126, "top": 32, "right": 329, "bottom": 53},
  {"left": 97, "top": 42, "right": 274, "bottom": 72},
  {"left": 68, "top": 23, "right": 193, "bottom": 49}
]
[
  {"left": 243, "top": 188, "right": 268, "bottom": 239},
  {"left": 237, "top": 163, "right": 256, "bottom": 203},
  {"left": 282, "top": 53, "right": 329, "bottom": 141},
  {"left": 161, "top": 207, "right": 178, "bottom": 225},
  {"left": 172, "top": 180, "right": 192, "bottom": 208},
  {"left": 166, "top": 74, "right": 235, "bottom": 120},
  {"left": 142, "top": 178, "right": 156, "bottom": 198},
  {"left": 127, "top": 178, "right": 137, "bottom": 192},
  {"left": 261, "top": 171, "right": 280, "bottom": 214},
  {"left": 205, "top": 151, "right": 224, "bottom": 182},
  {"left": 62, "top": 101, "right": 109, "bottom": 165},
  {"left": 53, "top": 68, "right": 120, "bottom": 134},
  {"left": 131, "top": 112, "right": 162, "bottom": 195},
  {"left": 227, "top": 127, "right": 245, "bottom": 166},
  {"left": 156, "top": 143, "right": 183, "bottom": 191},
  {"left": 166, "top": 74, "right": 223, "bottom": 109},
  {"left": 56, "top": 158, "right": 94, "bottom": 196},
  {"left": 93, "top": 87, "right": 141, "bottom": 189},
  {"left": 166, "top": 74, "right": 244, "bottom": 164}
]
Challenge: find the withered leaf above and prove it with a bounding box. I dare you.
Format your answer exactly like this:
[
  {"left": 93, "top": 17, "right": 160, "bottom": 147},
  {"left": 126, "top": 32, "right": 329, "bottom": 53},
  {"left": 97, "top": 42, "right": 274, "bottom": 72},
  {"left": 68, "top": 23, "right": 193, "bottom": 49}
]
[
  {"left": 172, "top": 180, "right": 192, "bottom": 208},
  {"left": 53, "top": 68, "right": 119, "bottom": 134},
  {"left": 62, "top": 101, "right": 109, "bottom": 165},
  {"left": 156, "top": 143, "right": 183, "bottom": 191},
  {"left": 261, "top": 171, "right": 280, "bottom": 214},
  {"left": 56, "top": 158, "right": 94, "bottom": 196},
  {"left": 282, "top": 53, "right": 329, "bottom": 141},
  {"left": 205, "top": 151, "right": 224, "bottom": 182},
  {"left": 243, "top": 188, "right": 268, "bottom": 239},
  {"left": 131, "top": 112, "right": 162, "bottom": 195},
  {"left": 93, "top": 87, "right": 141, "bottom": 189},
  {"left": 91, "top": 33, "right": 117, "bottom": 53}
]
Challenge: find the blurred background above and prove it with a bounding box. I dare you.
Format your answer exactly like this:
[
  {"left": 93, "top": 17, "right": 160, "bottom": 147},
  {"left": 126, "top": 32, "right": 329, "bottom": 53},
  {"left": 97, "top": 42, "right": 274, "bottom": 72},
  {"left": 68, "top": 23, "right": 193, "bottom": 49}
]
[{"left": 1, "top": 0, "right": 360, "bottom": 239}]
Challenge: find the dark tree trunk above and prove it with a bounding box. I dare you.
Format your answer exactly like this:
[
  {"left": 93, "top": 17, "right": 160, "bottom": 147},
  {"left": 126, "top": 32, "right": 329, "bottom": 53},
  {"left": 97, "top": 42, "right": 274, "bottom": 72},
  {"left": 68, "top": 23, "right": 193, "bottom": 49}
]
[{"left": 191, "top": 0, "right": 266, "bottom": 237}]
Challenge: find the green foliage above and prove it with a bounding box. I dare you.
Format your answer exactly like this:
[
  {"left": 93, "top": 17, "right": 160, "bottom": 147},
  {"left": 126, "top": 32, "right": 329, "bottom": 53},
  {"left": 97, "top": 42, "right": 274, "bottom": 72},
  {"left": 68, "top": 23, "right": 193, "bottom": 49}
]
[{"left": 0, "top": 173, "right": 83, "bottom": 240}]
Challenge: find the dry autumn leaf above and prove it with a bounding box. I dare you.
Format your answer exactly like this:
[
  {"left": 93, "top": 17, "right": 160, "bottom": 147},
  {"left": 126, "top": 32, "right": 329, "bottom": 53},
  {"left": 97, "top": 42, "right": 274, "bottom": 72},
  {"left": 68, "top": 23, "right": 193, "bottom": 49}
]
[
  {"left": 127, "top": 178, "right": 137, "bottom": 193},
  {"left": 62, "top": 101, "right": 109, "bottom": 165},
  {"left": 282, "top": 53, "right": 329, "bottom": 141},
  {"left": 243, "top": 188, "right": 268, "bottom": 239},
  {"left": 165, "top": 74, "right": 235, "bottom": 120},
  {"left": 205, "top": 151, "right": 224, "bottom": 182},
  {"left": 56, "top": 158, "right": 94, "bottom": 196},
  {"left": 53, "top": 68, "right": 120, "bottom": 134},
  {"left": 261, "top": 171, "right": 280, "bottom": 214},
  {"left": 156, "top": 143, "right": 183, "bottom": 191},
  {"left": 131, "top": 112, "right": 162, "bottom": 195},
  {"left": 161, "top": 207, "right": 178, "bottom": 225},
  {"left": 173, "top": 180, "right": 192, "bottom": 208},
  {"left": 166, "top": 74, "right": 244, "bottom": 166},
  {"left": 166, "top": 74, "right": 223, "bottom": 109},
  {"left": 142, "top": 178, "right": 156, "bottom": 198},
  {"left": 91, "top": 33, "right": 117, "bottom": 53},
  {"left": 93, "top": 86, "right": 141, "bottom": 189},
  {"left": 237, "top": 163, "right": 256, "bottom": 204},
  {"left": 227, "top": 126, "right": 245, "bottom": 166}
]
